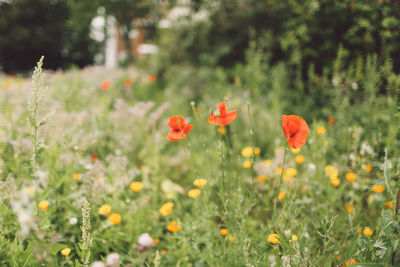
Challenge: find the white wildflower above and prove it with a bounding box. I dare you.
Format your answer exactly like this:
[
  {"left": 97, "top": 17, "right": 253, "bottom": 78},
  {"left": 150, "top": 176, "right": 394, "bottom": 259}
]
[
  {"left": 138, "top": 233, "right": 155, "bottom": 248},
  {"left": 106, "top": 253, "right": 119, "bottom": 266}
]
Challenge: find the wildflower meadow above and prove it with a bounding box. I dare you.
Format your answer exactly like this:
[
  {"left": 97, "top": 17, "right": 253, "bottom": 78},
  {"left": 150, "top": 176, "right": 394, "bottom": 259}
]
[
  {"left": 1, "top": 1, "right": 400, "bottom": 266},
  {"left": 0, "top": 51, "right": 398, "bottom": 266}
]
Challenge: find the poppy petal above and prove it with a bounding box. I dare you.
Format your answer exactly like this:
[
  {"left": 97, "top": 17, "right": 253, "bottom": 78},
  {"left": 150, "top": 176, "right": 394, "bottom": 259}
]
[
  {"left": 183, "top": 123, "right": 193, "bottom": 134},
  {"left": 218, "top": 110, "right": 237, "bottom": 126},
  {"left": 208, "top": 102, "right": 237, "bottom": 126},
  {"left": 282, "top": 115, "right": 309, "bottom": 149},
  {"left": 217, "top": 101, "right": 227, "bottom": 115},
  {"left": 282, "top": 115, "right": 291, "bottom": 142},
  {"left": 167, "top": 130, "right": 183, "bottom": 141},
  {"left": 207, "top": 115, "right": 220, "bottom": 126},
  {"left": 167, "top": 116, "right": 185, "bottom": 130}
]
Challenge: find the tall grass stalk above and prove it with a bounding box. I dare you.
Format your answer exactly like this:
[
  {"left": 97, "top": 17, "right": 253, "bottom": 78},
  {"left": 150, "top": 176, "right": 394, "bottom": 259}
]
[
  {"left": 27, "top": 56, "right": 53, "bottom": 169},
  {"left": 80, "top": 198, "right": 93, "bottom": 266},
  {"left": 27, "top": 56, "right": 44, "bottom": 168}
]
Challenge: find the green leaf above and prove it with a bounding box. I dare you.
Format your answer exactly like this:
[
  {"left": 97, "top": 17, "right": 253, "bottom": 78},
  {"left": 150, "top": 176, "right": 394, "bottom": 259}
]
[{"left": 49, "top": 243, "right": 68, "bottom": 255}]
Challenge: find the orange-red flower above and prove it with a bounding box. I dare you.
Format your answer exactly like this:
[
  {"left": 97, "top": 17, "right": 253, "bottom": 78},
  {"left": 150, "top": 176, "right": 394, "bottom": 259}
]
[
  {"left": 124, "top": 78, "right": 133, "bottom": 86},
  {"left": 328, "top": 116, "right": 335, "bottom": 125},
  {"left": 208, "top": 102, "right": 237, "bottom": 126},
  {"left": 148, "top": 74, "right": 157, "bottom": 82},
  {"left": 282, "top": 115, "right": 309, "bottom": 149},
  {"left": 167, "top": 116, "right": 193, "bottom": 141},
  {"left": 92, "top": 152, "right": 98, "bottom": 161},
  {"left": 101, "top": 80, "right": 111, "bottom": 90}
]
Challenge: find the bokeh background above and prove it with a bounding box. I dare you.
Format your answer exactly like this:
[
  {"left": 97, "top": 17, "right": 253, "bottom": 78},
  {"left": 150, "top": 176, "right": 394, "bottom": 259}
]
[{"left": 1, "top": 0, "right": 400, "bottom": 74}]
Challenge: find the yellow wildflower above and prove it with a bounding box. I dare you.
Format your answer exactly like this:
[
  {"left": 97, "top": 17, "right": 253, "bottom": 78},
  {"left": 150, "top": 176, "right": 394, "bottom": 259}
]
[
  {"left": 61, "top": 248, "right": 71, "bottom": 256},
  {"left": 98, "top": 204, "right": 111, "bottom": 215},
  {"left": 38, "top": 200, "right": 49, "bottom": 211},
  {"left": 220, "top": 228, "right": 229, "bottom": 236},
  {"left": 345, "top": 258, "right": 357, "bottom": 266},
  {"left": 275, "top": 167, "right": 283, "bottom": 175},
  {"left": 167, "top": 221, "right": 181, "bottom": 233},
  {"left": 372, "top": 184, "right": 384, "bottom": 193},
  {"left": 188, "top": 189, "right": 200, "bottom": 199},
  {"left": 278, "top": 192, "right": 286, "bottom": 200},
  {"left": 317, "top": 126, "right": 326, "bottom": 135},
  {"left": 242, "top": 160, "right": 252, "bottom": 168},
  {"left": 193, "top": 178, "right": 207, "bottom": 188},
  {"left": 159, "top": 202, "right": 174, "bottom": 216},
  {"left": 384, "top": 202, "right": 393, "bottom": 208},
  {"left": 254, "top": 147, "right": 261, "bottom": 155},
  {"left": 325, "top": 165, "right": 338, "bottom": 179},
  {"left": 73, "top": 173, "right": 81, "bottom": 180},
  {"left": 256, "top": 175, "right": 267, "bottom": 183},
  {"left": 268, "top": 233, "right": 280, "bottom": 244},
  {"left": 130, "top": 181, "right": 143, "bottom": 192},
  {"left": 295, "top": 155, "right": 305, "bottom": 164},
  {"left": 283, "top": 168, "right": 297, "bottom": 181},
  {"left": 108, "top": 213, "right": 122, "bottom": 225},
  {"left": 291, "top": 234, "right": 298, "bottom": 242},
  {"left": 241, "top": 147, "right": 253, "bottom": 157},
  {"left": 363, "top": 227, "right": 373, "bottom": 236},
  {"left": 291, "top": 148, "right": 301, "bottom": 154},
  {"left": 331, "top": 178, "right": 340, "bottom": 187},
  {"left": 345, "top": 172, "right": 356, "bottom": 182},
  {"left": 228, "top": 236, "right": 235, "bottom": 242},
  {"left": 345, "top": 204, "right": 354, "bottom": 213},
  {"left": 364, "top": 165, "right": 372, "bottom": 172}
]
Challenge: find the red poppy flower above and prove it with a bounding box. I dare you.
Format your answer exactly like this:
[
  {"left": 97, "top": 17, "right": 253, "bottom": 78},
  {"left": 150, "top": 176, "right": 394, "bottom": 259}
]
[
  {"left": 207, "top": 102, "right": 237, "bottom": 126},
  {"left": 167, "top": 116, "right": 193, "bottom": 141},
  {"left": 148, "top": 74, "right": 157, "bottom": 83},
  {"left": 101, "top": 80, "right": 111, "bottom": 90},
  {"left": 92, "top": 152, "right": 99, "bottom": 161},
  {"left": 124, "top": 78, "right": 133, "bottom": 86},
  {"left": 282, "top": 115, "right": 309, "bottom": 149}
]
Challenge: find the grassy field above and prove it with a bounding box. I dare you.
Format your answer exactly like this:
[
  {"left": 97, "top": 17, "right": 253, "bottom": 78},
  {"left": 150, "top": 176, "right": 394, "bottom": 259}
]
[{"left": 0, "top": 56, "right": 399, "bottom": 266}]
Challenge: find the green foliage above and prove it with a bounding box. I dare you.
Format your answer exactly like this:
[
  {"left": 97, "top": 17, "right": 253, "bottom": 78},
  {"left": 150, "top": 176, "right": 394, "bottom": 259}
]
[
  {"left": 0, "top": 0, "right": 69, "bottom": 72},
  {"left": 0, "top": 0, "right": 100, "bottom": 72},
  {"left": 159, "top": 0, "right": 400, "bottom": 74}
]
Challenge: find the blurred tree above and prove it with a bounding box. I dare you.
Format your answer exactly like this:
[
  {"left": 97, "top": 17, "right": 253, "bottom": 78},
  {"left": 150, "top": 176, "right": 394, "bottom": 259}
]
[
  {"left": 0, "top": 0, "right": 69, "bottom": 72},
  {"left": 0, "top": 0, "right": 101, "bottom": 72},
  {"left": 159, "top": 0, "right": 400, "bottom": 74},
  {"left": 64, "top": 0, "right": 102, "bottom": 68}
]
